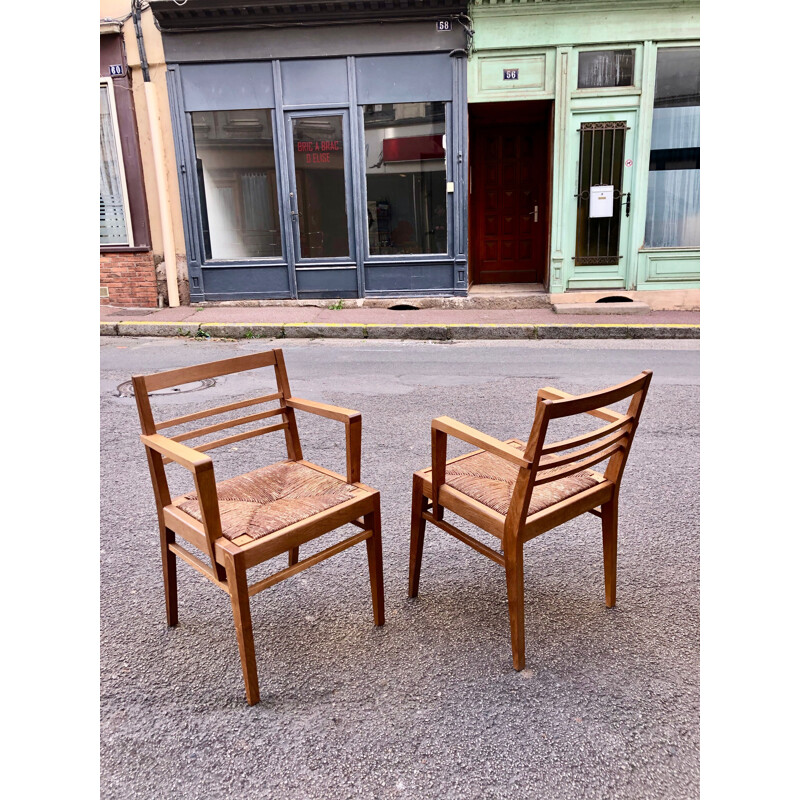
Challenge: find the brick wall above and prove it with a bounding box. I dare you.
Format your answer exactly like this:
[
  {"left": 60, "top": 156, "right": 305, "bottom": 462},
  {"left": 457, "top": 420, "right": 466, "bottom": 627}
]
[{"left": 100, "top": 251, "right": 159, "bottom": 307}]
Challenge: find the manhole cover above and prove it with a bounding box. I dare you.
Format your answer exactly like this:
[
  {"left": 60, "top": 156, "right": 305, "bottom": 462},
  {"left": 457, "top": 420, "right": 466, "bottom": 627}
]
[{"left": 115, "top": 378, "right": 216, "bottom": 397}]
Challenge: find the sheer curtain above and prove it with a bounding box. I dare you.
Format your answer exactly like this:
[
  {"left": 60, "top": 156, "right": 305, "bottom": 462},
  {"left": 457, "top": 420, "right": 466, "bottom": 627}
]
[
  {"left": 644, "top": 106, "right": 700, "bottom": 247},
  {"left": 644, "top": 47, "right": 700, "bottom": 248},
  {"left": 100, "top": 84, "right": 128, "bottom": 245}
]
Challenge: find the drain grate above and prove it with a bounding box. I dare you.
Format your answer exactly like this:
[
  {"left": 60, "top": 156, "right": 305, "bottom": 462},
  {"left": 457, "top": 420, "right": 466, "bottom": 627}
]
[
  {"left": 389, "top": 304, "right": 420, "bottom": 311},
  {"left": 116, "top": 378, "right": 216, "bottom": 397}
]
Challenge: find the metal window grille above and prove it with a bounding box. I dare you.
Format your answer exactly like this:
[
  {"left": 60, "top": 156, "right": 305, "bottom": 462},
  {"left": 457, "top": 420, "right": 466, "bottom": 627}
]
[{"left": 574, "top": 121, "right": 628, "bottom": 266}]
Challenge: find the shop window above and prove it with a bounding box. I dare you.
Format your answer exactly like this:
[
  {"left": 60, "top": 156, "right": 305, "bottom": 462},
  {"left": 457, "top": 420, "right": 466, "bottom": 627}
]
[
  {"left": 191, "top": 110, "right": 282, "bottom": 260},
  {"left": 577, "top": 50, "right": 634, "bottom": 89},
  {"left": 100, "top": 82, "right": 130, "bottom": 246},
  {"left": 363, "top": 102, "right": 447, "bottom": 256},
  {"left": 644, "top": 47, "right": 700, "bottom": 248}
]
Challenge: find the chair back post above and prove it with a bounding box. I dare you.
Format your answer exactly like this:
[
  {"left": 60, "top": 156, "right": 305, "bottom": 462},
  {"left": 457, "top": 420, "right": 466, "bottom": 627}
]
[
  {"left": 273, "top": 349, "right": 304, "bottom": 462},
  {"left": 132, "top": 375, "right": 172, "bottom": 516},
  {"left": 602, "top": 370, "right": 653, "bottom": 488},
  {"left": 504, "top": 399, "right": 552, "bottom": 542}
]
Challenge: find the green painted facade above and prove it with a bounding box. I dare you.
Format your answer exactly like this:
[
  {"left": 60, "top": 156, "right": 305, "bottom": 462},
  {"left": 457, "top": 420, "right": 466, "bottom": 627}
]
[{"left": 468, "top": 0, "right": 700, "bottom": 293}]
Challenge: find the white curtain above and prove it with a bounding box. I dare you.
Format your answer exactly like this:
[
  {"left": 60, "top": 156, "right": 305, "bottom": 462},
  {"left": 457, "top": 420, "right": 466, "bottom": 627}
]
[{"left": 644, "top": 106, "right": 700, "bottom": 248}]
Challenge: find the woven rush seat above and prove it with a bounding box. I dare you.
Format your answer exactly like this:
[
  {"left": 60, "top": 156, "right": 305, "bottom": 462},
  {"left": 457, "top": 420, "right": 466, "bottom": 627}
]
[
  {"left": 177, "top": 461, "right": 357, "bottom": 541},
  {"left": 445, "top": 442, "right": 600, "bottom": 516}
]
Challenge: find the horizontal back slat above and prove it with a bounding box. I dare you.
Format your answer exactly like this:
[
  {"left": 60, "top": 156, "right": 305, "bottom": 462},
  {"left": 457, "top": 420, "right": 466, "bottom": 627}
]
[
  {"left": 545, "top": 372, "right": 651, "bottom": 420},
  {"left": 172, "top": 407, "right": 286, "bottom": 443},
  {"left": 539, "top": 430, "right": 629, "bottom": 472},
  {"left": 138, "top": 351, "right": 278, "bottom": 393},
  {"left": 541, "top": 415, "right": 632, "bottom": 455},
  {"left": 193, "top": 422, "right": 289, "bottom": 454},
  {"left": 534, "top": 441, "right": 624, "bottom": 486},
  {"left": 155, "top": 392, "right": 282, "bottom": 431}
]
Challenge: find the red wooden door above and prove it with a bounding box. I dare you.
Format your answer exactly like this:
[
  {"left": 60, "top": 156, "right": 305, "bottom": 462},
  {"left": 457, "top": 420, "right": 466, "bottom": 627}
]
[{"left": 471, "top": 124, "right": 547, "bottom": 284}]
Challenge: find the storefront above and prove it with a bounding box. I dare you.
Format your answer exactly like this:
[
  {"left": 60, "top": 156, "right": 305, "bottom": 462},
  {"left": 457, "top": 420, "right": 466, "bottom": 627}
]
[
  {"left": 468, "top": 0, "right": 700, "bottom": 300},
  {"left": 152, "top": 1, "right": 470, "bottom": 302}
]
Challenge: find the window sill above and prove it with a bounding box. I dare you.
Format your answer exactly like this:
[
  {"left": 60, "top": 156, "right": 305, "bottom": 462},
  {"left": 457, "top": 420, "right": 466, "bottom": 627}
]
[
  {"left": 571, "top": 87, "right": 642, "bottom": 98},
  {"left": 100, "top": 245, "right": 152, "bottom": 253},
  {"left": 638, "top": 246, "right": 700, "bottom": 253}
]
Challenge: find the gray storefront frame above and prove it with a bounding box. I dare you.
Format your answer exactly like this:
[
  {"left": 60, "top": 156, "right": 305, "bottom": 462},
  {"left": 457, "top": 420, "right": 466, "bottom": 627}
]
[{"left": 166, "top": 49, "right": 469, "bottom": 302}]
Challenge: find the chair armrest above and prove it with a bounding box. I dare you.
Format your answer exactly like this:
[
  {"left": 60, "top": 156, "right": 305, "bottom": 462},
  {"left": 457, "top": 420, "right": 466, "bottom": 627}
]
[
  {"left": 430, "top": 417, "right": 531, "bottom": 520},
  {"left": 140, "top": 433, "right": 213, "bottom": 472},
  {"left": 286, "top": 397, "right": 361, "bottom": 423},
  {"left": 431, "top": 417, "right": 532, "bottom": 467},
  {"left": 285, "top": 397, "right": 362, "bottom": 484}
]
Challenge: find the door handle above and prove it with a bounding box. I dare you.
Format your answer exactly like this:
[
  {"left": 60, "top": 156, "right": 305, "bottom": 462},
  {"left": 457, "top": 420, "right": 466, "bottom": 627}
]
[
  {"left": 289, "top": 191, "right": 302, "bottom": 221},
  {"left": 528, "top": 204, "right": 539, "bottom": 223},
  {"left": 625, "top": 192, "right": 631, "bottom": 217}
]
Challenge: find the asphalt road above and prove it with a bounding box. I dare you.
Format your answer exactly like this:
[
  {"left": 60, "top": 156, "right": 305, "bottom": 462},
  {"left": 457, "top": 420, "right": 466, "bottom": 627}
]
[{"left": 100, "top": 337, "right": 699, "bottom": 800}]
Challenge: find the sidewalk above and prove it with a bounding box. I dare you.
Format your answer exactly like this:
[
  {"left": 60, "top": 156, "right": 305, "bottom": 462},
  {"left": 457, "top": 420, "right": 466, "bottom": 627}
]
[{"left": 100, "top": 302, "right": 699, "bottom": 340}]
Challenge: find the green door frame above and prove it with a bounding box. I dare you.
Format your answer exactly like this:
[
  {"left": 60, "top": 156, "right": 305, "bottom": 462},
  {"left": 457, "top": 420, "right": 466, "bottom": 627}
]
[{"left": 563, "top": 105, "right": 639, "bottom": 291}]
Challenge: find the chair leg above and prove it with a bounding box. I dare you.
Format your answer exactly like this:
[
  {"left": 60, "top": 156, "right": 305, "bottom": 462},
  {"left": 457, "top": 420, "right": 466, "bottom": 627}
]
[
  {"left": 288, "top": 546, "right": 300, "bottom": 566},
  {"left": 159, "top": 522, "right": 178, "bottom": 627},
  {"left": 223, "top": 551, "right": 260, "bottom": 706},
  {"left": 601, "top": 496, "right": 619, "bottom": 608},
  {"left": 365, "top": 504, "right": 385, "bottom": 626},
  {"left": 408, "top": 474, "right": 427, "bottom": 598},
  {"left": 504, "top": 537, "right": 526, "bottom": 671}
]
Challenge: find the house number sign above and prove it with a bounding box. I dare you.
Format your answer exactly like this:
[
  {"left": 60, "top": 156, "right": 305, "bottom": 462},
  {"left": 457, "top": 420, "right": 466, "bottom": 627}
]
[
  {"left": 503, "top": 69, "right": 519, "bottom": 81},
  {"left": 436, "top": 20, "right": 452, "bottom": 31},
  {"left": 109, "top": 64, "right": 124, "bottom": 76}
]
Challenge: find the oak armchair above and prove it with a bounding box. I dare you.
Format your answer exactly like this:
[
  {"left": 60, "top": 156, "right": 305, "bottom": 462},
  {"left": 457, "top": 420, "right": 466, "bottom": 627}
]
[
  {"left": 408, "top": 371, "right": 653, "bottom": 670},
  {"left": 132, "top": 349, "right": 384, "bottom": 705}
]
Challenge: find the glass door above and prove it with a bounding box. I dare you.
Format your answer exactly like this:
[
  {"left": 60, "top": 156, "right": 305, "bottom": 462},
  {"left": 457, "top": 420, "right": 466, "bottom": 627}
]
[{"left": 285, "top": 111, "right": 354, "bottom": 264}]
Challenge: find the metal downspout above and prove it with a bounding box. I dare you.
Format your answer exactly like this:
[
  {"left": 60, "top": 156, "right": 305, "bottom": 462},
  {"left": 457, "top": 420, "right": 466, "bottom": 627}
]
[{"left": 132, "top": 1, "right": 180, "bottom": 307}]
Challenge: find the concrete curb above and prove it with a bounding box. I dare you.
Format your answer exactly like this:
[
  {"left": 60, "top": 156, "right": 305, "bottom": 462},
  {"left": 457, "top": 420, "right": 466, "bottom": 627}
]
[{"left": 104, "top": 321, "right": 699, "bottom": 340}]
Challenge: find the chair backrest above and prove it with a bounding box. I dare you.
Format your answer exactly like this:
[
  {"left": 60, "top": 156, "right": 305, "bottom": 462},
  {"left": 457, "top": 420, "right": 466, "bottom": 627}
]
[
  {"left": 132, "top": 348, "right": 303, "bottom": 464},
  {"left": 131, "top": 349, "right": 305, "bottom": 583},
  {"left": 504, "top": 371, "right": 653, "bottom": 533}
]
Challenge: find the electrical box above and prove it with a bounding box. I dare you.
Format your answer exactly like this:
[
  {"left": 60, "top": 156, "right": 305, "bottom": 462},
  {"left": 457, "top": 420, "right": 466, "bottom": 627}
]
[{"left": 589, "top": 185, "right": 614, "bottom": 218}]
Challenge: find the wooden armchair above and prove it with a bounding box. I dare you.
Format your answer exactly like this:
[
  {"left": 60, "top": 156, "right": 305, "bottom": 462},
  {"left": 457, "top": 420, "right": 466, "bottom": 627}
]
[
  {"left": 408, "top": 371, "right": 653, "bottom": 670},
  {"left": 132, "top": 349, "right": 384, "bottom": 705}
]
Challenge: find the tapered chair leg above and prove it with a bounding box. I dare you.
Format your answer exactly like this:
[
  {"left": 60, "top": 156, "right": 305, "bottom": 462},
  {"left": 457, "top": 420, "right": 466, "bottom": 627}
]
[
  {"left": 288, "top": 546, "right": 300, "bottom": 566},
  {"left": 159, "top": 523, "right": 179, "bottom": 627},
  {"left": 504, "top": 537, "right": 526, "bottom": 671},
  {"left": 601, "top": 496, "right": 619, "bottom": 608},
  {"left": 408, "top": 474, "right": 427, "bottom": 598},
  {"left": 365, "top": 505, "right": 385, "bottom": 626},
  {"left": 224, "top": 552, "right": 260, "bottom": 706}
]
